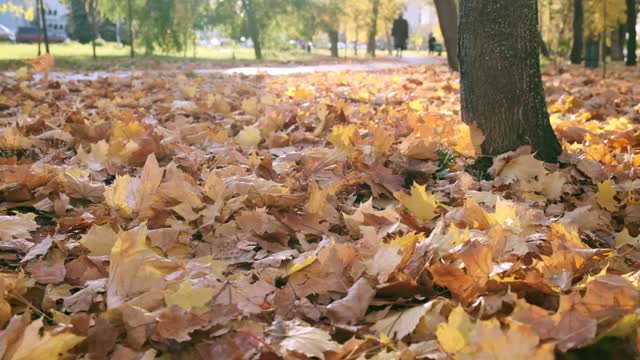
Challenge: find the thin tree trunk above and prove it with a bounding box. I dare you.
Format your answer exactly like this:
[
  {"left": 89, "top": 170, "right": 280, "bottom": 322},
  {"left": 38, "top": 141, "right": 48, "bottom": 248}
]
[
  {"left": 611, "top": 25, "right": 625, "bottom": 61},
  {"left": 386, "top": 30, "right": 393, "bottom": 55},
  {"left": 128, "top": 0, "right": 134, "bottom": 58},
  {"left": 35, "top": 0, "right": 41, "bottom": 56},
  {"left": 329, "top": 30, "right": 339, "bottom": 58},
  {"left": 539, "top": 31, "right": 550, "bottom": 58},
  {"left": 354, "top": 36, "right": 358, "bottom": 56},
  {"left": 90, "top": 0, "right": 98, "bottom": 59},
  {"left": 434, "top": 0, "right": 459, "bottom": 71},
  {"left": 627, "top": 0, "right": 637, "bottom": 66},
  {"left": 241, "top": 0, "right": 262, "bottom": 60},
  {"left": 459, "top": 0, "right": 561, "bottom": 163},
  {"left": 38, "top": 0, "right": 50, "bottom": 54},
  {"left": 184, "top": 30, "right": 188, "bottom": 58},
  {"left": 367, "top": 0, "right": 380, "bottom": 57},
  {"left": 570, "top": 0, "right": 584, "bottom": 64},
  {"left": 193, "top": 36, "right": 197, "bottom": 59}
]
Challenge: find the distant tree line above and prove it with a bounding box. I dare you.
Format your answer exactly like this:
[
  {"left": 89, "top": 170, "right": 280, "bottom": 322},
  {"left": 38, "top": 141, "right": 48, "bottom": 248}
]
[{"left": 2, "top": 0, "right": 637, "bottom": 65}]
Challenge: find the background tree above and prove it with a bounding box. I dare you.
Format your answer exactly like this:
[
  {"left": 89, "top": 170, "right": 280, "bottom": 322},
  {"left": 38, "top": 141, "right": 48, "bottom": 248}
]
[
  {"left": 68, "top": 0, "right": 94, "bottom": 44},
  {"left": 611, "top": 24, "right": 625, "bottom": 60},
  {"left": 344, "top": 0, "right": 369, "bottom": 56},
  {"left": 459, "top": 0, "right": 561, "bottom": 162},
  {"left": 88, "top": 0, "right": 99, "bottom": 59},
  {"left": 366, "top": 0, "right": 380, "bottom": 56},
  {"left": 241, "top": 0, "right": 262, "bottom": 59},
  {"left": 571, "top": 0, "right": 584, "bottom": 63},
  {"left": 100, "top": 0, "right": 140, "bottom": 57},
  {"left": 433, "top": 0, "right": 459, "bottom": 71},
  {"left": 627, "top": 0, "right": 637, "bottom": 65},
  {"left": 37, "top": 0, "right": 50, "bottom": 54}
]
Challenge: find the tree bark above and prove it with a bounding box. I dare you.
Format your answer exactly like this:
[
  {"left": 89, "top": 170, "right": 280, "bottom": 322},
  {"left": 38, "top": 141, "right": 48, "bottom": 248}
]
[
  {"left": 38, "top": 0, "right": 50, "bottom": 54},
  {"left": 459, "top": 0, "right": 561, "bottom": 163},
  {"left": 367, "top": 0, "right": 380, "bottom": 57},
  {"left": 241, "top": 0, "right": 262, "bottom": 60},
  {"left": 128, "top": 0, "right": 134, "bottom": 58},
  {"left": 570, "top": 0, "right": 583, "bottom": 64},
  {"left": 627, "top": 0, "right": 637, "bottom": 66},
  {"left": 611, "top": 25, "right": 625, "bottom": 61},
  {"left": 329, "top": 30, "right": 339, "bottom": 57},
  {"left": 434, "top": 0, "right": 459, "bottom": 71}
]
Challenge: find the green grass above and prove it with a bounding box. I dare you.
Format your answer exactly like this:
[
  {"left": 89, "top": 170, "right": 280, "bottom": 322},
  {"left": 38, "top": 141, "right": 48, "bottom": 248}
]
[
  {"left": 0, "top": 42, "right": 435, "bottom": 71},
  {"left": 0, "top": 42, "right": 341, "bottom": 71}
]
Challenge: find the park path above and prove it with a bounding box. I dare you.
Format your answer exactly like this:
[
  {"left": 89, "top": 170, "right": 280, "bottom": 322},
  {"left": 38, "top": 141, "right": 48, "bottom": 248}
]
[
  {"left": 9, "top": 55, "right": 442, "bottom": 82},
  {"left": 199, "top": 55, "right": 441, "bottom": 76}
]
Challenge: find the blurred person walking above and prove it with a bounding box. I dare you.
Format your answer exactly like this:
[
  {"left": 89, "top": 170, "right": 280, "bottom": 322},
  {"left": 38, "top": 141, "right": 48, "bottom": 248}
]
[{"left": 391, "top": 13, "right": 409, "bottom": 57}]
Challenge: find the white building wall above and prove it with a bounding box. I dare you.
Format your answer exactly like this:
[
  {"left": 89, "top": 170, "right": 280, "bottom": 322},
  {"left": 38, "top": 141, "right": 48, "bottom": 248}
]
[{"left": 0, "top": 0, "right": 68, "bottom": 36}]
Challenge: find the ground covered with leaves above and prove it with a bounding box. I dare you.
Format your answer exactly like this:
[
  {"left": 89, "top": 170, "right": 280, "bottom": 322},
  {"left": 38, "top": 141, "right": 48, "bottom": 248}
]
[{"left": 1, "top": 62, "right": 640, "bottom": 359}]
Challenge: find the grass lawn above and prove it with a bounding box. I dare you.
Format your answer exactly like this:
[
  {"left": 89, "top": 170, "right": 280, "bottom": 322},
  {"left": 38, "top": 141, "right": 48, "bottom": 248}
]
[{"left": 0, "top": 41, "right": 426, "bottom": 71}]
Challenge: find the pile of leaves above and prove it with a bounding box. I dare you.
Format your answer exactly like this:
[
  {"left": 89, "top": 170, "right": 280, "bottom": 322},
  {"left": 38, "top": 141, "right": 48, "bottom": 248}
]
[{"left": 0, "top": 60, "right": 639, "bottom": 359}]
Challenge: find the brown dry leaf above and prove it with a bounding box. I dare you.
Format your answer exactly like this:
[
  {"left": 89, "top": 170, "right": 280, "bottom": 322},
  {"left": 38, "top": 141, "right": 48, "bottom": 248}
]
[
  {"left": 2, "top": 60, "right": 640, "bottom": 359},
  {"left": 107, "top": 225, "right": 180, "bottom": 308},
  {"left": 326, "top": 277, "right": 376, "bottom": 324},
  {"left": 272, "top": 320, "right": 340, "bottom": 359}
]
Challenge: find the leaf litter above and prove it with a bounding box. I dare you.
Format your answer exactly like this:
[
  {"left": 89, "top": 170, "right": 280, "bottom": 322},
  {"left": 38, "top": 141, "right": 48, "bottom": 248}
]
[{"left": 0, "top": 59, "right": 639, "bottom": 359}]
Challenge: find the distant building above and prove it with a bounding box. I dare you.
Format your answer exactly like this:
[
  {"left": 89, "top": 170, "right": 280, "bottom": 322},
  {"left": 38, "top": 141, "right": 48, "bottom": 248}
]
[{"left": 0, "top": 0, "right": 68, "bottom": 38}]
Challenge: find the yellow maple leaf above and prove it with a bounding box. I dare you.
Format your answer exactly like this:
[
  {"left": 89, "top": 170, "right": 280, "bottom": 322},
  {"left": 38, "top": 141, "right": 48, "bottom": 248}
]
[
  {"left": 111, "top": 120, "right": 145, "bottom": 141},
  {"left": 436, "top": 306, "right": 474, "bottom": 354},
  {"left": 11, "top": 318, "right": 84, "bottom": 360},
  {"left": 596, "top": 180, "right": 618, "bottom": 212},
  {"left": 164, "top": 281, "right": 215, "bottom": 310},
  {"left": 285, "top": 86, "right": 315, "bottom": 100},
  {"left": 79, "top": 224, "right": 118, "bottom": 256},
  {"left": 614, "top": 228, "right": 640, "bottom": 248},
  {"left": 15, "top": 66, "right": 32, "bottom": 82},
  {"left": 488, "top": 197, "right": 520, "bottom": 228},
  {"left": 304, "top": 181, "right": 333, "bottom": 217},
  {"left": 328, "top": 124, "right": 357, "bottom": 149},
  {"left": 241, "top": 97, "right": 259, "bottom": 116},
  {"left": 182, "top": 85, "right": 197, "bottom": 99},
  {"left": 235, "top": 126, "right": 262, "bottom": 147},
  {"left": 394, "top": 182, "right": 439, "bottom": 223},
  {"left": 0, "top": 126, "right": 32, "bottom": 150},
  {"left": 104, "top": 174, "right": 136, "bottom": 218}
]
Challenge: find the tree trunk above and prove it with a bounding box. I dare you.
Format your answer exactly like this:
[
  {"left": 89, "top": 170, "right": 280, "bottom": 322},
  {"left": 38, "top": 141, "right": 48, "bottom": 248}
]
[
  {"left": 386, "top": 30, "right": 393, "bottom": 55},
  {"left": 434, "top": 0, "right": 460, "bottom": 71},
  {"left": 539, "top": 31, "right": 550, "bottom": 58},
  {"left": 459, "top": 0, "right": 561, "bottom": 163},
  {"left": 570, "top": 0, "right": 584, "bottom": 64},
  {"left": 354, "top": 37, "right": 358, "bottom": 56},
  {"left": 35, "top": 1, "right": 41, "bottom": 56},
  {"left": 627, "top": 0, "right": 637, "bottom": 66},
  {"left": 611, "top": 25, "right": 625, "bottom": 61},
  {"left": 241, "top": 0, "right": 262, "bottom": 60},
  {"left": 329, "top": 30, "right": 339, "bottom": 57},
  {"left": 90, "top": 0, "right": 98, "bottom": 60},
  {"left": 367, "top": 0, "right": 380, "bottom": 57},
  {"left": 38, "top": 0, "right": 50, "bottom": 54},
  {"left": 128, "top": 0, "right": 134, "bottom": 58}
]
